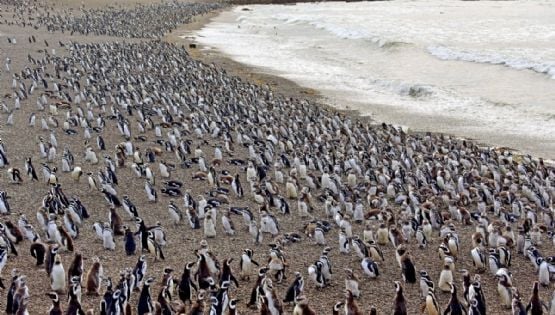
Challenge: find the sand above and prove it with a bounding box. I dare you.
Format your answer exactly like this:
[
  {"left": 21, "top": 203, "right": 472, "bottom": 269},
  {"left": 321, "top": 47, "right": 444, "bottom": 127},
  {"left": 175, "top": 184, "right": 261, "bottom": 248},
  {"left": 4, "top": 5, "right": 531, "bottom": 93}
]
[{"left": 0, "top": 1, "right": 553, "bottom": 314}]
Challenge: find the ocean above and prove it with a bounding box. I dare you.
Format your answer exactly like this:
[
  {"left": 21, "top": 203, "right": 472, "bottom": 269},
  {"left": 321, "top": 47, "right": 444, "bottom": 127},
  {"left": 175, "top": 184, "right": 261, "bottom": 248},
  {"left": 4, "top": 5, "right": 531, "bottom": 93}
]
[{"left": 193, "top": 1, "right": 555, "bottom": 158}]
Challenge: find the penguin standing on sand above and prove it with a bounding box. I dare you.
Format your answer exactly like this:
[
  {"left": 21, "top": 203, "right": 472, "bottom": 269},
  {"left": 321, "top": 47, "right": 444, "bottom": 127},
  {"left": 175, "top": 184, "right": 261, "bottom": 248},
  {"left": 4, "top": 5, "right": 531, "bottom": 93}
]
[
  {"left": 46, "top": 292, "right": 63, "bottom": 315},
  {"left": 133, "top": 255, "right": 148, "bottom": 290},
  {"left": 137, "top": 277, "right": 154, "bottom": 315},
  {"left": 50, "top": 255, "right": 66, "bottom": 293},
  {"left": 444, "top": 284, "right": 466, "bottom": 315},
  {"left": 30, "top": 241, "right": 46, "bottom": 266},
  {"left": 123, "top": 225, "right": 136, "bottom": 255},
  {"left": 220, "top": 258, "right": 239, "bottom": 288},
  {"left": 393, "top": 281, "right": 407, "bottom": 315},
  {"left": 25, "top": 157, "right": 38, "bottom": 181},
  {"left": 247, "top": 267, "right": 268, "bottom": 309},
  {"left": 85, "top": 257, "right": 103, "bottom": 296},
  {"left": 240, "top": 248, "right": 259, "bottom": 281},
  {"left": 178, "top": 262, "right": 197, "bottom": 305},
  {"left": 284, "top": 272, "right": 304, "bottom": 304}
]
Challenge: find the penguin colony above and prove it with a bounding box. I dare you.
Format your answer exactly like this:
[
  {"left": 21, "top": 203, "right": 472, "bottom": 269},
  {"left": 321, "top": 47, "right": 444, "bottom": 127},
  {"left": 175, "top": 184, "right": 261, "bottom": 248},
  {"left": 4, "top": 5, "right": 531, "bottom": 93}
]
[{"left": 0, "top": 0, "right": 554, "bottom": 314}]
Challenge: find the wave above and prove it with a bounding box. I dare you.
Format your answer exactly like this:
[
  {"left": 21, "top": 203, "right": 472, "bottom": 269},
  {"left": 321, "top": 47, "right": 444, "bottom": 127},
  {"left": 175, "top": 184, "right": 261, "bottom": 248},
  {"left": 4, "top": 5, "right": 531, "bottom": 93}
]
[
  {"left": 273, "top": 15, "right": 408, "bottom": 49},
  {"left": 428, "top": 46, "right": 555, "bottom": 79}
]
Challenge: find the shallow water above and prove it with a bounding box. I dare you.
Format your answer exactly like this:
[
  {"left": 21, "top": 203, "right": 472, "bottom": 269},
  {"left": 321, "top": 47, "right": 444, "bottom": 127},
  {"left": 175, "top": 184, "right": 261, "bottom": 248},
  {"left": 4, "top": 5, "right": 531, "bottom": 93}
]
[{"left": 194, "top": 1, "right": 555, "bottom": 158}]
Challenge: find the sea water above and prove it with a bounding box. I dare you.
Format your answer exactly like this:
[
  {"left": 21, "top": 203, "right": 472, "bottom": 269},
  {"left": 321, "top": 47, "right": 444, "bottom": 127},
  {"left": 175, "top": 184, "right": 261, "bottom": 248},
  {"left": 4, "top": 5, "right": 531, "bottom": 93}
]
[{"left": 194, "top": 1, "right": 555, "bottom": 158}]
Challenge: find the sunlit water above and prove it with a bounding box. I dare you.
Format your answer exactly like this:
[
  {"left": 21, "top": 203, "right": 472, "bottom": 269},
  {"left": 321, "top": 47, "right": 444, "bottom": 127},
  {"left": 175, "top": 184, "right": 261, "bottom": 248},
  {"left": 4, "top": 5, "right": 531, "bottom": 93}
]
[{"left": 193, "top": 1, "right": 555, "bottom": 158}]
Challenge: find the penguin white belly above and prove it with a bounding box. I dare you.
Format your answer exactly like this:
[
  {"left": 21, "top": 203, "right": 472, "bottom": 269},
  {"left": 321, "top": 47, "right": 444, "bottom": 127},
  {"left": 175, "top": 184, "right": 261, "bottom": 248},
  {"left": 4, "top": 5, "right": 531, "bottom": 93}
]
[{"left": 51, "top": 265, "right": 66, "bottom": 291}]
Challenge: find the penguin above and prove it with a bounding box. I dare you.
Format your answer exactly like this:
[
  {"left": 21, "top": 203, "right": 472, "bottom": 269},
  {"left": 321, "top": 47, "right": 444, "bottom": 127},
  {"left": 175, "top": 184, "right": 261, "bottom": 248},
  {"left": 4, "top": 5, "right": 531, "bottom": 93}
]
[
  {"left": 393, "top": 281, "right": 407, "bottom": 315},
  {"left": 470, "top": 276, "right": 487, "bottom": 315},
  {"left": 123, "top": 195, "right": 139, "bottom": 219},
  {"left": 204, "top": 213, "right": 216, "bottom": 238},
  {"left": 247, "top": 267, "right": 268, "bottom": 309},
  {"left": 220, "top": 258, "right": 239, "bottom": 289},
  {"left": 444, "top": 284, "right": 466, "bottom": 315},
  {"left": 470, "top": 246, "right": 487, "bottom": 272},
  {"left": 425, "top": 288, "right": 441, "bottom": 315},
  {"left": 137, "top": 277, "right": 154, "bottom": 315},
  {"left": 101, "top": 188, "right": 121, "bottom": 208},
  {"left": 308, "top": 262, "right": 326, "bottom": 288},
  {"left": 344, "top": 289, "right": 362, "bottom": 315},
  {"left": 109, "top": 207, "right": 124, "bottom": 236},
  {"left": 46, "top": 292, "right": 63, "bottom": 315},
  {"left": 344, "top": 269, "right": 360, "bottom": 298},
  {"left": 178, "top": 262, "right": 198, "bottom": 305},
  {"left": 146, "top": 231, "right": 165, "bottom": 261},
  {"left": 420, "top": 270, "right": 435, "bottom": 298},
  {"left": 284, "top": 272, "right": 304, "bottom": 304},
  {"left": 438, "top": 263, "right": 454, "bottom": 293},
  {"left": 400, "top": 251, "right": 417, "bottom": 284},
  {"left": 102, "top": 223, "right": 116, "bottom": 250},
  {"left": 51, "top": 255, "right": 66, "bottom": 293},
  {"left": 45, "top": 245, "right": 60, "bottom": 275},
  {"left": 168, "top": 201, "right": 182, "bottom": 225},
  {"left": 232, "top": 174, "right": 243, "bottom": 198},
  {"left": 30, "top": 241, "right": 47, "bottom": 266},
  {"left": 538, "top": 257, "right": 550, "bottom": 287},
  {"left": 25, "top": 157, "right": 38, "bottom": 181},
  {"left": 495, "top": 268, "right": 513, "bottom": 309},
  {"left": 145, "top": 180, "right": 157, "bottom": 202},
  {"left": 262, "top": 278, "right": 283, "bottom": 315},
  {"left": 511, "top": 289, "right": 526, "bottom": 315},
  {"left": 222, "top": 211, "right": 235, "bottom": 236},
  {"left": 123, "top": 225, "right": 136, "bottom": 256},
  {"left": 67, "top": 253, "right": 84, "bottom": 284},
  {"left": 361, "top": 257, "right": 379, "bottom": 279},
  {"left": 7, "top": 168, "right": 22, "bottom": 184},
  {"left": 526, "top": 281, "right": 543, "bottom": 315},
  {"left": 228, "top": 298, "right": 239, "bottom": 315},
  {"left": 332, "top": 302, "right": 345, "bottom": 315},
  {"left": 240, "top": 248, "right": 260, "bottom": 281},
  {"left": 85, "top": 257, "right": 103, "bottom": 296},
  {"left": 133, "top": 255, "right": 148, "bottom": 290}
]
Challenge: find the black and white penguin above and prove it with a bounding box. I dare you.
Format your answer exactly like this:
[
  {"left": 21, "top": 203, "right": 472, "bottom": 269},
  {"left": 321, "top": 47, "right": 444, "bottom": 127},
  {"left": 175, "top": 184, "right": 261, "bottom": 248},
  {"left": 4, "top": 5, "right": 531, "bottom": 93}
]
[
  {"left": 361, "top": 257, "right": 379, "bottom": 279},
  {"left": 133, "top": 255, "right": 148, "bottom": 290},
  {"left": 178, "top": 262, "right": 198, "bottom": 305},
  {"left": 284, "top": 272, "right": 304, "bottom": 304},
  {"left": 46, "top": 292, "right": 63, "bottom": 315},
  {"left": 7, "top": 168, "right": 22, "bottom": 184},
  {"left": 219, "top": 258, "right": 239, "bottom": 288},
  {"left": 239, "top": 248, "right": 259, "bottom": 281},
  {"left": 419, "top": 270, "right": 434, "bottom": 298},
  {"left": 123, "top": 225, "right": 136, "bottom": 256},
  {"left": 101, "top": 188, "right": 121, "bottom": 208},
  {"left": 247, "top": 267, "right": 268, "bottom": 309},
  {"left": 30, "top": 241, "right": 47, "bottom": 266},
  {"left": 122, "top": 195, "right": 139, "bottom": 219},
  {"left": 444, "top": 284, "right": 466, "bottom": 315},
  {"left": 25, "top": 157, "right": 38, "bottom": 181},
  {"left": 232, "top": 174, "right": 243, "bottom": 198},
  {"left": 393, "top": 281, "right": 407, "bottom": 315},
  {"left": 137, "top": 277, "right": 154, "bottom": 315}
]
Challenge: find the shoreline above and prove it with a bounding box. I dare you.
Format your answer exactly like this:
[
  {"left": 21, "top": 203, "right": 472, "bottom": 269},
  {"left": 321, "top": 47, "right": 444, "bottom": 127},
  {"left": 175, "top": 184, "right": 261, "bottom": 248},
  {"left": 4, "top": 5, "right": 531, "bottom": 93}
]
[{"left": 166, "top": 6, "right": 554, "bottom": 163}]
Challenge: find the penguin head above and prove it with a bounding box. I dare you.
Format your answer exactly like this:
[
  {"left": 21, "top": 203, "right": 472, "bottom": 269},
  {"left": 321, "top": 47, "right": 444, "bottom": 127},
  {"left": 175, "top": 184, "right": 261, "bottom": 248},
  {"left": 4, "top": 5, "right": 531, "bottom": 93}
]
[
  {"left": 144, "top": 277, "right": 154, "bottom": 286},
  {"left": 229, "top": 299, "right": 238, "bottom": 309},
  {"left": 333, "top": 302, "right": 344, "bottom": 312},
  {"left": 46, "top": 292, "right": 59, "bottom": 302}
]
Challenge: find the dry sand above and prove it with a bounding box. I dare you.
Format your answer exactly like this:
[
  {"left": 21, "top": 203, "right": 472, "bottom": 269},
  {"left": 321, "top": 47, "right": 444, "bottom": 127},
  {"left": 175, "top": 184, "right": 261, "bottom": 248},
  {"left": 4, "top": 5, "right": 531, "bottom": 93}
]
[{"left": 0, "top": 1, "right": 553, "bottom": 314}]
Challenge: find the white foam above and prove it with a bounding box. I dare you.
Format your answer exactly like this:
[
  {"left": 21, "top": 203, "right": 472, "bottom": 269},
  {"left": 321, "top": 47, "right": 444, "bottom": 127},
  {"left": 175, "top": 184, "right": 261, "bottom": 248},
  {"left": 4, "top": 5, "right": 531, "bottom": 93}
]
[{"left": 428, "top": 46, "right": 555, "bottom": 79}]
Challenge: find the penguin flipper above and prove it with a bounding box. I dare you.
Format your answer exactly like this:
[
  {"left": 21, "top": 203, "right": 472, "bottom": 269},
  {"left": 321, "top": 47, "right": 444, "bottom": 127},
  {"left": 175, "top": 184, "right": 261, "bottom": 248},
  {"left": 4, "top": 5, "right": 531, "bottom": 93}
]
[
  {"left": 252, "top": 259, "right": 260, "bottom": 267},
  {"left": 230, "top": 274, "right": 239, "bottom": 288}
]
